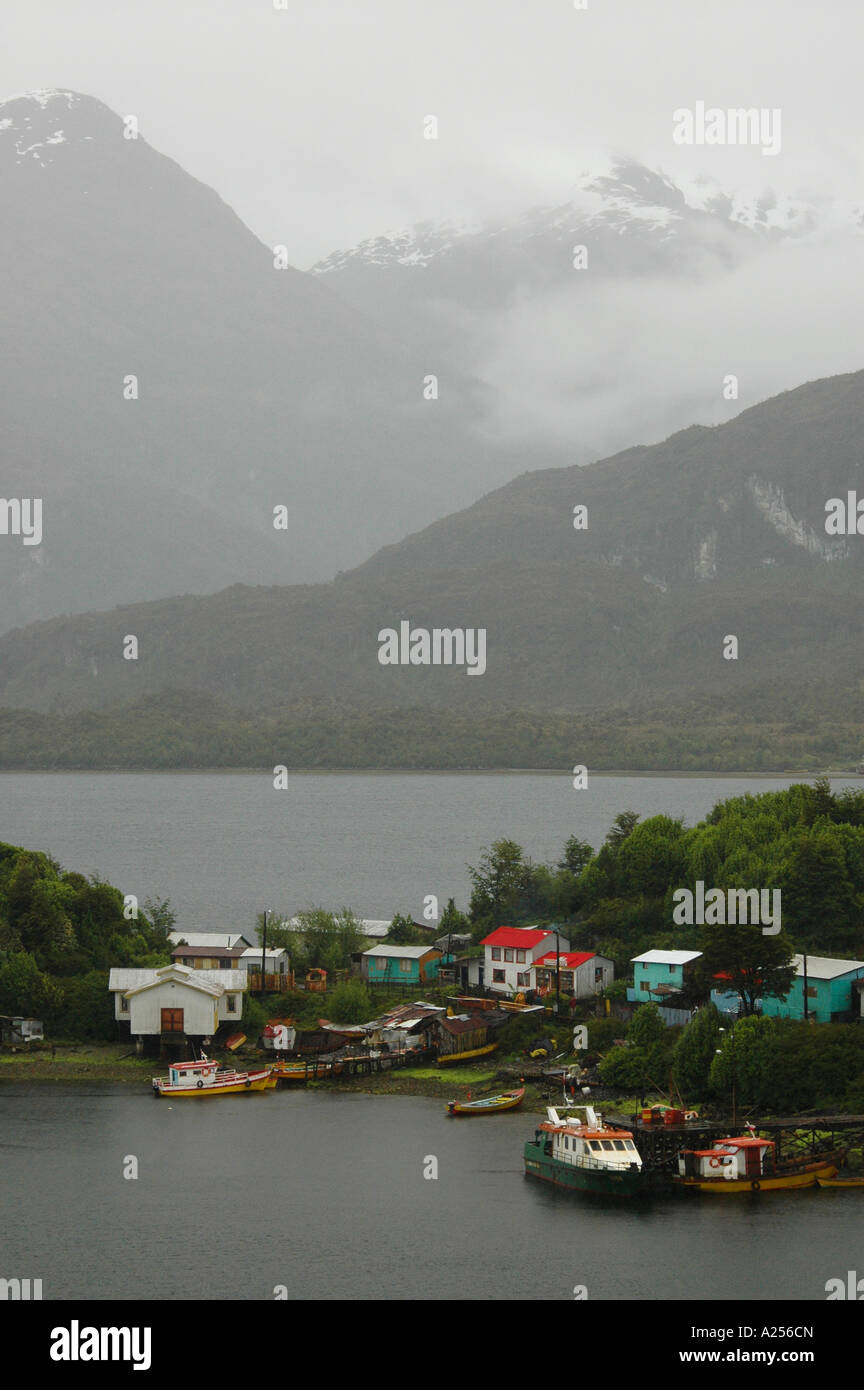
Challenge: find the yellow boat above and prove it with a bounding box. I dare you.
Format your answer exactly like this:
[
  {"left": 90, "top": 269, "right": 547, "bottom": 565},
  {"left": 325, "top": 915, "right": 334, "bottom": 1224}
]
[
  {"left": 436, "top": 1042, "right": 498, "bottom": 1066},
  {"left": 676, "top": 1133, "right": 838, "bottom": 1192},
  {"left": 152, "top": 1057, "right": 276, "bottom": 1096},
  {"left": 817, "top": 1175, "right": 864, "bottom": 1188},
  {"left": 446, "top": 1086, "right": 524, "bottom": 1115},
  {"left": 270, "top": 1058, "right": 345, "bottom": 1082}
]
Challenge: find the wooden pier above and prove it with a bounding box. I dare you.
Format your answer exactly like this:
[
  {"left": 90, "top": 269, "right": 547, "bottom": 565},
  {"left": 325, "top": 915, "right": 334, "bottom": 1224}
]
[{"left": 603, "top": 1110, "right": 864, "bottom": 1185}]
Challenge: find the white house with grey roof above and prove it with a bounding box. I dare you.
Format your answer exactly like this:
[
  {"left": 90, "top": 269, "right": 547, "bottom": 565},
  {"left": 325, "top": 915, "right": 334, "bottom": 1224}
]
[{"left": 108, "top": 964, "right": 246, "bottom": 1049}]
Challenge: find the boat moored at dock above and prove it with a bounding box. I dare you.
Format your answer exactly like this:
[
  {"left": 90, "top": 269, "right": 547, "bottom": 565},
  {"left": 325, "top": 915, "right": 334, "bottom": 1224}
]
[
  {"left": 524, "top": 1104, "right": 645, "bottom": 1196},
  {"left": 676, "top": 1134, "right": 839, "bottom": 1192}
]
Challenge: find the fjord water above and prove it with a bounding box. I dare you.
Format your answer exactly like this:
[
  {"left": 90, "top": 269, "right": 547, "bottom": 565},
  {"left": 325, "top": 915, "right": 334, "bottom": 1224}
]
[
  {"left": 1, "top": 771, "right": 857, "bottom": 1302},
  {"left": 0, "top": 1085, "right": 857, "bottom": 1301},
  {"left": 0, "top": 771, "right": 854, "bottom": 929}
]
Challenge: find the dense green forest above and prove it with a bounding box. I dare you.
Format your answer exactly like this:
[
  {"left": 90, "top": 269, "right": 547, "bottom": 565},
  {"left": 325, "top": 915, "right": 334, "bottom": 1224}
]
[
  {"left": 0, "top": 842, "right": 173, "bottom": 1037},
  {"left": 464, "top": 779, "right": 864, "bottom": 977},
  {"left": 1, "top": 681, "right": 864, "bottom": 771}
]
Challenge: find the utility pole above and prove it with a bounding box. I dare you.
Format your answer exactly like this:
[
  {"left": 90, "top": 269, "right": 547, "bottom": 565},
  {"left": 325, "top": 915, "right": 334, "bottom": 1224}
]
[
  {"left": 261, "top": 909, "right": 268, "bottom": 995},
  {"left": 802, "top": 952, "right": 809, "bottom": 1023},
  {"left": 555, "top": 926, "right": 561, "bottom": 1017}
]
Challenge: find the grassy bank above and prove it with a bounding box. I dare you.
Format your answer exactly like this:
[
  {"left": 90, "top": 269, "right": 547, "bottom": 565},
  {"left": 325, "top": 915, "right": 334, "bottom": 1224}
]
[{"left": 0, "top": 1042, "right": 156, "bottom": 1083}]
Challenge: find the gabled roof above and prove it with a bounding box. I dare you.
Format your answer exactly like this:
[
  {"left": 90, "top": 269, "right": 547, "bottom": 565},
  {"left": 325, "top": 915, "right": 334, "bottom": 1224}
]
[
  {"left": 535, "top": 951, "right": 596, "bottom": 970},
  {"left": 108, "top": 965, "right": 247, "bottom": 997},
  {"left": 631, "top": 949, "right": 702, "bottom": 966},
  {"left": 167, "top": 932, "right": 252, "bottom": 949},
  {"left": 791, "top": 954, "right": 864, "bottom": 980},
  {"left": 481, "top": 926, "right": 555, "bottom": 949},
  {"left": 171, "top": 945, "right": 246, "bottom": 961},
  {"left": 362, "top": 945, "right": 441, "bottom": 959}
]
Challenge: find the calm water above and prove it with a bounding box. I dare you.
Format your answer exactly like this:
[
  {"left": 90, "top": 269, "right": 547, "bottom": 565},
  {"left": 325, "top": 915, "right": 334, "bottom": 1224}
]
[
  {"left": 0, "top": 1085, "right": 857, "bottom": 1301},
  {"left": 1, "top": 771, "right": 858, "bottom": 1302},
  {"left": 0, "top": 771, "right": 853, "bottom": 930}
]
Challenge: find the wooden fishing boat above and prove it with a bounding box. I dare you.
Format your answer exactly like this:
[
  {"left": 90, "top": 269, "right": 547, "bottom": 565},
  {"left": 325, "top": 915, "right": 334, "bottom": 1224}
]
[
  {"left": 436, "top": 1042, "right": 498, "bottom": 1066},
  {"left": 270, "top": 1057, "right": 345, "bottom": 1082},
  {"left": 524, "top": 1104, "right": 645, "bottom": 1196},
  {"left": 676, "top": 1134, "right": 839, "bottom": 1192},
  {"left": 816, "top": 1174, "right": 864, "bottom": 1188},
  {"left": 152, "top": 1056, "right": 276, "bottom": 1097},
  {"left": 446, "top": 1086, "right": 524, "bottom": 1116}
]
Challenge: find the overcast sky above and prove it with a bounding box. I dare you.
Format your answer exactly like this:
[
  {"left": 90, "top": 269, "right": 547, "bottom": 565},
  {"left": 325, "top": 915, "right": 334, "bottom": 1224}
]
[{"left": 2, "top": 0, "right": 863, "bottom": 266}]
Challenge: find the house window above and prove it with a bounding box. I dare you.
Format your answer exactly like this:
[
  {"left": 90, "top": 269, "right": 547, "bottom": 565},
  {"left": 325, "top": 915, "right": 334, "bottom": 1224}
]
[
  {"left": 516, "top": 950, "right": 526, "bottom": 964},
  {"left": 517, "top": 972, "right": 529, "bottom": 987},
  {"left": 594, "top": 967, "right": 604, "bottom": 982},
  {"left": 640, "top": 980, "right": 650, "bottom": 992},
  {"left": 120, "top": 997, "right": 129, "bottom": 1013},
  {"left": 400, "top": 958, "right": 412, "bottom": 973},
  {"left": 491, "top": 947, "right": 501, "bottom": 961},
  {"left": 805, "top": 986, "right": 817, "bottom": 998},
  {"left": 493, "top": 969, "right": 505, "bottom": 983},
  {"left": 504, "top": 949, "right": 513, "bottom": 963},
  {"left": 220, "top": 958, "right": 231, "bottom": 969},
  {"left": 227, "top": 996, "right": 237, "bottom": 1011},
  {"left": 669, "top": 964, "right": 675, "bottom": 973},
  {"left": 376, "top": 958, "right": 387, "bottom": 969}
]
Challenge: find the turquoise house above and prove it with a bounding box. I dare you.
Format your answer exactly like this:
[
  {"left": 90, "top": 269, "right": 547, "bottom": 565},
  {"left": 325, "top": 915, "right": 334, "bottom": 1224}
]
[
  {"left": 761, "top": 954, "right": 864, "bottom": 1024},
  {"left": 627, "top": 949, "right": 702, "bottom": 1003},
  {"left": 361, "top": 945, "right": 444, "bottom": 985}
]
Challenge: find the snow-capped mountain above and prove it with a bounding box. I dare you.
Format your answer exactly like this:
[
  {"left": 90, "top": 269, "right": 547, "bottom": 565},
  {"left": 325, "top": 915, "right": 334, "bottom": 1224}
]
[
  {"left": 0, "top": 89, "right": 544, "bottom": 634},
  {"left": 309, "top": 156, "right": 863, "bottom": 357}
]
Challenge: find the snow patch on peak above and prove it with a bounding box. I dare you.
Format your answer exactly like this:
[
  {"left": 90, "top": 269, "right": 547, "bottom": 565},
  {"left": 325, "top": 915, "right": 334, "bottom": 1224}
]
[{"left": 0, "top": 88, "right": 81, "bottom": 111}]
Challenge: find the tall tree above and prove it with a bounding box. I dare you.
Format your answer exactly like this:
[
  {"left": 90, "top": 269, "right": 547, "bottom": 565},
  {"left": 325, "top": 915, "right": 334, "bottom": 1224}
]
[{"left": 694, "top": 925, "right": 795, "bottom": 1017}]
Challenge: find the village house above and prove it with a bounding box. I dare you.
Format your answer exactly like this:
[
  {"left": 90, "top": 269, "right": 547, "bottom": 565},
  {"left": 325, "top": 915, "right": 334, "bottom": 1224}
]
[
  {"left": 238, "top": 946, "right": 292, "bottom": 991},
  {"left": 628, "top": 949, "right": 702, "bottom": 1004},
  {"left": 481, "top": 926, "right": 570, "bottom": 995},
  {"left": 108, "top": 963, "right": 248, "bottom": 1052},
  {"left": 534, "top": 950, "right": 614, "bottom": 1000},
  {"left": 167, "top": 931, "right": 253, "bottom": 950},
  {"left": 764, "top": 954, "right": 864, "bottom": 1024},
  {"left": 360, "top": 945, "right": 444, "bottom": 985},
  {"left": 170, "top": 944, "right": 247, "bottom": 971}
]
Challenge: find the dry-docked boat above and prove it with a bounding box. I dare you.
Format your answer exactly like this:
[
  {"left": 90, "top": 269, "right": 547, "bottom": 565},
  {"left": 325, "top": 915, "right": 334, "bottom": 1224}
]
[
  {"left": 152, "top": 1056, "right": 276, "bottom": 1097},
  {"left": 523, "top": 1104, "right": 645, "bottom": 1196},
  {"left": 446, "top": 1086, "right": 524, "bottom": 1116},
  {"left": 676, "top": 1134, "right": 839, "bottom": 1192}
]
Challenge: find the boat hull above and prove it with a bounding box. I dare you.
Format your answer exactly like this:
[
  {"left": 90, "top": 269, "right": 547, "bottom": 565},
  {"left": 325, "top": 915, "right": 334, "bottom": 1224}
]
[
  {"left": 271, "top": 1059, "right": 345, "bottom": 1082},
  {"left": 448, "top": 1088, "right": 524, "bottom": 1115},
  {"left": 153, "top": 1069, "right": 276, "bottom": 1096},
  {"left": 523, "top": 1141, "right": 645, "bottom": 1196},
  {"left": 437, "top": 1043, "right": 498, "bottom": 1066},
  {"left": 816, "top": 1176, "right": 864, "bottom": 1188},
  {"left": 677, "top": 1160, "right": 838, "bottom": 1193}
]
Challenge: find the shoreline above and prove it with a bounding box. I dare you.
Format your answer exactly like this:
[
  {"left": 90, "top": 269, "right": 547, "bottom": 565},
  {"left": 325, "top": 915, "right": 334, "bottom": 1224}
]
[
  {"left": 0, "top": 1046, "right": 548, "bottom": 1108},
  {"left": 0, "top": 768, "right": 855, "bottom": 779}
]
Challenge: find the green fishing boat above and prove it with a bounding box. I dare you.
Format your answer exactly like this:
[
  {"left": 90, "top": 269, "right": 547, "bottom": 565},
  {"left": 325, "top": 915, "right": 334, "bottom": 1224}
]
[{"left": 523, "top": 1104, "right": 646, "bottom": 1197}]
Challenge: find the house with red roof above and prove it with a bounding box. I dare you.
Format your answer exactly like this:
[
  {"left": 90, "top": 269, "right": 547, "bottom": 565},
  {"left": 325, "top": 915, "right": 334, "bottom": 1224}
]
[
  {"left": 534, "top": 950, "right": 615, "bottom": 1000},
  {"left": 480, "top": 926, "right": 570, "bottom": 995}
]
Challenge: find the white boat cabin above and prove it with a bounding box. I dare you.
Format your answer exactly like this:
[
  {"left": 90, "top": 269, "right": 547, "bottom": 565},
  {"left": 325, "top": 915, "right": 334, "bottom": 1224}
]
[
  {"left": 162, "top": 1059, "right": 221, "bottom": 1090},
  {"left": 540, "top": 1105, "right": 643, "bottom": 1171},
  {"left": 678, "top": 1136, "right": 775, "bottom": 1181}
]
